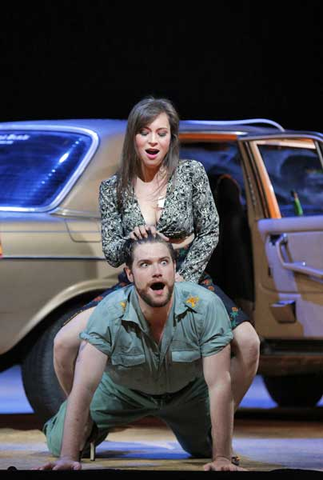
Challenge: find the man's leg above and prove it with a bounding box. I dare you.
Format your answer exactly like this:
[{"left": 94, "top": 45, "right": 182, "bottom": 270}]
[
  {"left": 158, "top": 378, "right": 212, "bottom": 458},
  {"left": 43, "top": 400, "right": 69, "bottom": 457},
  {"left": 43, "top": 374, "right": 162, "bottom": 457}
]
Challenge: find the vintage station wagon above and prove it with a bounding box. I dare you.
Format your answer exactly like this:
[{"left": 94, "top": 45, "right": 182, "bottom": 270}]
[{"left": 0, "top": 117, "right": 323, "bottom": 421}]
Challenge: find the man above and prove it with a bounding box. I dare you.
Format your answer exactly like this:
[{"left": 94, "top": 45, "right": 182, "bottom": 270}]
[{"left": 37, "top": 234, "right": 245, "bottom": 471}]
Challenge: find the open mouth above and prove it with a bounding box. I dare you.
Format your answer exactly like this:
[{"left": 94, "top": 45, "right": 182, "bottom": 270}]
[
  {"left": 150, "top": 282, "right": 165, "bottom": 291},
  {"left": 146, "top": 149, "right": 159, "bottom": 156}
]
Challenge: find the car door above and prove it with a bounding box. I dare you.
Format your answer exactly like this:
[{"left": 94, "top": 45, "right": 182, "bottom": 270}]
[{"left": 238, "top": 133, "right": 323, "bottom": 341}]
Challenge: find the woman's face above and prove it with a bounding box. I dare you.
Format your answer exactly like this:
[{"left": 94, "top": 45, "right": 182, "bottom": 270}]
[{"left": 135, "top": 112, "right": 171, "bottom": 176}]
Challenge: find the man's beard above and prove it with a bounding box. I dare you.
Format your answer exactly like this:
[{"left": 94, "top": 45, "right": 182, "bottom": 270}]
[{"left": 135, "top": 282, "right": 174, "bottom": 308}]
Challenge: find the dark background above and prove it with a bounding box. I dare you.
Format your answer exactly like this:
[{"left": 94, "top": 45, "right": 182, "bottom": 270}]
[{"left": 1, "top": 1, "right": 322, "bottom": 131}]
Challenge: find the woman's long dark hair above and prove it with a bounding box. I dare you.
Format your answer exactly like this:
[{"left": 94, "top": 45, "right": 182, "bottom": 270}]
[{"left": 116, "top": 96, "right": 180, "bottom": 208}]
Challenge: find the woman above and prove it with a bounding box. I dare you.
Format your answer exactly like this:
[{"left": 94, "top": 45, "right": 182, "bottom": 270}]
[{"left": 54, "top": 97, "right": 260, "bottom": 418}]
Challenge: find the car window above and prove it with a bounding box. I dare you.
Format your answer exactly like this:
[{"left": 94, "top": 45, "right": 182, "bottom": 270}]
[
  {"left": 180, "top": 141, "right": 246, "bottom": 205},
  {"left": 0, "top": 130, "right": 94, "bottom": 211},
  {"left": 257, "top": 140, "right": 323, "bottom": 217}
]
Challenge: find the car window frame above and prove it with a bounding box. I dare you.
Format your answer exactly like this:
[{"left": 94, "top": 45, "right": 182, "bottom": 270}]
[
  {"left": 0, "top": 125, "right": 99, "bottom": 213},
  {"left": 238, "top": 132, "right": 323, "bottom": 220}
]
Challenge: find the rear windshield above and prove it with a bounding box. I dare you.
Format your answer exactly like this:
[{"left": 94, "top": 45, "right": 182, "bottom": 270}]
[{"left": 0, "top": 130, "right": 95, "bottom": 211}]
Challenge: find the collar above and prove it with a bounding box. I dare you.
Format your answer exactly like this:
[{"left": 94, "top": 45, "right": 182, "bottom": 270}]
[
  {"left": 120, "top": 283, "right": 199, "bottom": 330},
  {"left": 121, "top": 287, "right": 150, "bottom": 333}
]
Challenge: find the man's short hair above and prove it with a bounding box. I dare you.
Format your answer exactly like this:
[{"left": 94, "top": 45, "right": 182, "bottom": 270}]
[{"left": 124, "top": 234, "right": 176, "bottom": 269}]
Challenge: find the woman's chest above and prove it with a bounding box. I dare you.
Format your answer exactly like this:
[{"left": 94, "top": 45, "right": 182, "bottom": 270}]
[
  {"left": 122, "top": 179, "right": 194, "bottom": 234},
  {"left": 134, "top": 181, "right": 167, "bottom": 226}
]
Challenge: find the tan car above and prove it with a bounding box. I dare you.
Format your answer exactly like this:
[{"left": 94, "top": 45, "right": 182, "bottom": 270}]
[{"left": 1, "top": 118, "right": 323, "bottom": 422}]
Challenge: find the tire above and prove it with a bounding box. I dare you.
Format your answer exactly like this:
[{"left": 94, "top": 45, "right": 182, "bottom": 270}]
[
  {"left": 263, "top": 373, "right": 323, "bottom": 407},
  {"left": 21, "top": 306, "right": 84, "bottom": 425}
]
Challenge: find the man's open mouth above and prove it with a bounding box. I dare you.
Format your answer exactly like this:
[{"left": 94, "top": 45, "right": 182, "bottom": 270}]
[{"left": 150, "top": 282, "right": 165, "bottom": 291}]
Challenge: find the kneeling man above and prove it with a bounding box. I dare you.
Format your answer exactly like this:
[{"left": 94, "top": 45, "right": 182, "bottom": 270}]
[{"left": 38, "top": 234, "right": 244, "bottom": 471}]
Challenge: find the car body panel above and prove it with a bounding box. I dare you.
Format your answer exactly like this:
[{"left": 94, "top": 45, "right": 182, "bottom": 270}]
[
  {"left": 257, "top": 218, "right": 323, "bottom": 338},
  {"left": 0, "top": 213, "right": 124, "bottom": 352},
  {"left": 1, "top": 118, "right": 323, "bottom": 378}
]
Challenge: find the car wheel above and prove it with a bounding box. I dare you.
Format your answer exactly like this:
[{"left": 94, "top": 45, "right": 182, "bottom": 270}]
[
  {"left": 263, "top": 373, "right": 323, "bottom": 407},
  {"left": 21, "top": 306, "right": 83, "bottom": 425}
]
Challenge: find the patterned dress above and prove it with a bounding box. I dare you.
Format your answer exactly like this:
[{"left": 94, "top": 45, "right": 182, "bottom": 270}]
[{"left": 76, "top": 159, "right": 248, "bottom": 328}]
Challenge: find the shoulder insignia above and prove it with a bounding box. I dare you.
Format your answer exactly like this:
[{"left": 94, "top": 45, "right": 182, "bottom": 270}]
[
  {"left": 119, "top": 301, "right": 127, "bottom": 310},
  {"left": 230, "top": 306, "right": 239, "bottom": 318},
  {"left": 186, "top": 296, "right": 199, "bottom": 308}
]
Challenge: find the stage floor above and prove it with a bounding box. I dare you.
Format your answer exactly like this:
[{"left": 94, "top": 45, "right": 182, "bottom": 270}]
[
  {"left": 0, "top": 367, "right": 323, "bottom": 473},
  {"left": 0, "top": 415, "right": 323, "bottom": 472}
]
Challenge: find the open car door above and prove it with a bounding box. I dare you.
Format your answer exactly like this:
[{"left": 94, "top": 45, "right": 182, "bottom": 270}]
[{"left": 238, "top": 132, "right": 323, "bottom": 407}]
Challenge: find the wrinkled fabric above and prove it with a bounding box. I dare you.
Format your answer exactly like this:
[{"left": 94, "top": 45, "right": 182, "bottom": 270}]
[{"left": 80, "top": 282, "right": 233, "bottom": 395}]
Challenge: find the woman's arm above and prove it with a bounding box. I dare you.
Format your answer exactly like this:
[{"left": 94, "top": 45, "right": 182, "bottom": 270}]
[
  {"left": 100, "top": 179, "right": 169, "bottom": 266},
  {"left": 177, "top": 161, "right": 219, "bottom": 283},
  {"left": 99, "top": 178, "right": 128, "bottom": 267}
]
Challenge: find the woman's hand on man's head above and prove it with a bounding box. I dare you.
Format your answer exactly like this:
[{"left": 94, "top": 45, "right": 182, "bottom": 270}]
[{"left": 129, "top": 225, "right": 169, "bottom": 241}]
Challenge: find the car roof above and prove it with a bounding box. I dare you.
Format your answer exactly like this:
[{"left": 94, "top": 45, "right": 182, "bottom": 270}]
[
  {"left": 0, "top": 119, "right": 127, "bottom": 138},
  {"left": 0, "top": 117, "right": 320, "bottom": 139}
]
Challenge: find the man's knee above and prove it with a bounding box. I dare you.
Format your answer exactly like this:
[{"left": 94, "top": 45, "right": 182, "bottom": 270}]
[
  {"left": 45, "top": 429, "right": 63, "bottom": 457},
  {"left": 177, "top": 435, "right": 212, "bottom": 459},
  {"left": 43, "top": 403, "right": 67, "bottom": 457}
]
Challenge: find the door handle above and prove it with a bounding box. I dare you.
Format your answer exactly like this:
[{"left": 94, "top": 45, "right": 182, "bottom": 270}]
[{"left": 276, "top": 234, "right": 323, "bottom": 279}]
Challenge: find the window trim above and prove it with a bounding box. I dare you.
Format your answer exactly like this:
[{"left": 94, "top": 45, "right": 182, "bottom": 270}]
[{"left": 239, "top": 134, "right": 323, "bottom": 219}]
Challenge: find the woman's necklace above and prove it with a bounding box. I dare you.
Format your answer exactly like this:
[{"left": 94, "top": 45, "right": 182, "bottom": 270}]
[
  {"left": 157, "top": 196, "right": 166, "bottom": 209},
  {"left": 135, "top": 173, "right": 167, "bottom": 224},
  {"left": 135, "top": 172, "right": 167, "bottom": 209}
]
